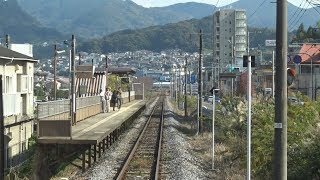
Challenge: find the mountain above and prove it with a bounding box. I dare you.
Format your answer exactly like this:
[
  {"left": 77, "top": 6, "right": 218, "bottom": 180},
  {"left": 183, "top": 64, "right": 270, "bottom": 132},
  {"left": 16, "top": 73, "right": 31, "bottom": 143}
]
[
  {"left": 78, "top": 16, "right": 281, "bottom": 54},
  {"left": 17, "top": 0, "right": 215, "bottom": 38},
  {"left": 17, "top": 0, "right": 319, "bottom": 40},
  {"left": 0, "top": 0, "right": 64, "bottom": 43}
]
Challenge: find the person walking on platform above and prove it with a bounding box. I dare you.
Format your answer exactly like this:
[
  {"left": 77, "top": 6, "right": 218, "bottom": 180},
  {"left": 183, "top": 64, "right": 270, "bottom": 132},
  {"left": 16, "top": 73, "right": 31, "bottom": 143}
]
[
  {"left": 117, "top": 87, "right": 123, "bottom": 110},
  {"left": 99, "top": 89, "right": 106, "bottom": 113},
  {"left": 111, "top": 90, "right": 118, "bottom": 111},
  {"left": 105, "top": 87, "right": 112, "bottom": 112}
]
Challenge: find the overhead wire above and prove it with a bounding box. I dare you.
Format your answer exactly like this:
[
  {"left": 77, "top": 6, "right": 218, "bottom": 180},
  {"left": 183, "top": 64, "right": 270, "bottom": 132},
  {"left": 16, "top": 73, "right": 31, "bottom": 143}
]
[
  {"left": 289, "top": 0, "right": 310, "bottom": 29},
  {"left": 247, "top": 0, "right": 268, "bottom": 21},
  {"left": 288, "top": 0, "right": 306, "bottom": 24},
  {"left": 307, "top": 0, "right": 320, "bottom": 15}
]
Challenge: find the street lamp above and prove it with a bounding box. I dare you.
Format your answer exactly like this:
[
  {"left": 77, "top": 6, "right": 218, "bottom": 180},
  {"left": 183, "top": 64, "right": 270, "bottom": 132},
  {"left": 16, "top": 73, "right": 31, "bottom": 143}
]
[{"left": 53, "top": 45, "right": 66, "bottom": 100}]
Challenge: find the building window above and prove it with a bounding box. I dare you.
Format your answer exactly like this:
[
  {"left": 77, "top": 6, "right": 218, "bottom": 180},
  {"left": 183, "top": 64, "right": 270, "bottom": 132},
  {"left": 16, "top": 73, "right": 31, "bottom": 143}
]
[
  {"left": 217, "top": 27, "right": 220, "bottom": 31},
  {"left": 5, "top": 76, "right": 12, "bottom": 93},
  {"left": 216, "top": 35, "right": 219, "bottom": 39},
  {"left": 29, "top": 77, "right": 33, "bottom": 92},
  {"left": 217, "top": 43, "right": 220, "bottom": 48}
]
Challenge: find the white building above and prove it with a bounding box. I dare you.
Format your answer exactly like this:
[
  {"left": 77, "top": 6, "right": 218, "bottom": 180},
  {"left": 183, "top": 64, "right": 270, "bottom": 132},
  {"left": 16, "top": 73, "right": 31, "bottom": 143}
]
[
  {"left": 9, "top": 43, "right": 33, "bottom": 58},
  {"left": 213, "top": 9, "right": 247, "bottom": 72},
  {"left": 0, "top": 45, "right": 37, "bottom": 168}
]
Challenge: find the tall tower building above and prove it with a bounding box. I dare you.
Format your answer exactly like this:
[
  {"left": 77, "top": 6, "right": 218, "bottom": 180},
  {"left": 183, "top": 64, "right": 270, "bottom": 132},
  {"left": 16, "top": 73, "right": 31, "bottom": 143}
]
[{"left": 213, "top": 9, "right": 247, "bottom": 72}]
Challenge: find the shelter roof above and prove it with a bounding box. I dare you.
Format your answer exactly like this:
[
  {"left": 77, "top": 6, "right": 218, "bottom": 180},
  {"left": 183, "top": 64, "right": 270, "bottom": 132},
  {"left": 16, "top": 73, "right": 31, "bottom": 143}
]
[{"left": 96, "top": 67, "right": 136, "bottom": 75}]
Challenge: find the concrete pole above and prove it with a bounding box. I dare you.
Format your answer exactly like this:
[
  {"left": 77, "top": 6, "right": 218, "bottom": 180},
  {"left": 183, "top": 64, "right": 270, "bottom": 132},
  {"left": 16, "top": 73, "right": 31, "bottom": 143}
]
[
  {"left": 185, "top": 57, "right": 188, "bottom": 117},
  {"left": 5, "top": 34, "right": 9, "bottom": 49},
  {"left": 198, "top": 29, "right": 203, "bottom": 133},
  {"left": 71, "top": 35, "right": 76, "bottom": 125},
  {"left": 142, "top": 83, "right": 145, "bottom": 100},
  {"left": 274, "top": 0, "right": 288, "bottom": 179},
  {"left": 0, "top": 76, "right": 4, "bottom": 179},
  {"left": 54, "top": 45, "right": 58, "bottom": 100},
  {"left": 231, "top": 36, "right": 234, "bottom": 97}
]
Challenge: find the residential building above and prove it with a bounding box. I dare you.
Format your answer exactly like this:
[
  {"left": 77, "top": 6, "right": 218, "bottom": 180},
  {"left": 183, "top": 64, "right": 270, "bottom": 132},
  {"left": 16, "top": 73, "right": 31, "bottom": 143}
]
[
  {"left": 293, "top": 43, "right": 320, "bottom": 100},
  {"left": 213, "top": 9, "right": 247, "bottom": 95},
  {"left": 0, "top": 46, "right": 37, "bottom": 168},
  {"left": 213, "top": 9, "right": 247, "bottom": 72}
]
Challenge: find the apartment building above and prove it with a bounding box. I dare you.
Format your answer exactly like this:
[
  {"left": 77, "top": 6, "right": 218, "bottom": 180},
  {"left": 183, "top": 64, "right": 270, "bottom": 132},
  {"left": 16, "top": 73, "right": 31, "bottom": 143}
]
[
  {"left": 213, "top": 9, "right": 247, "bottom": 72},
  {"left": 0, "top": 46, "right": 37, "bottom": 168}
]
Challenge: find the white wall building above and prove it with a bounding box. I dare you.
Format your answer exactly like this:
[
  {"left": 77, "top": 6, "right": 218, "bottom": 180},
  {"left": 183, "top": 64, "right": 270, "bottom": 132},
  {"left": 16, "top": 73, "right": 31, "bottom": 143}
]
[
  {"left": 9, "top": 43, "right": 33, "bottom": 58},
  {"left": 213, "top": 9, "right": 247, "bottom": 72},
  {"left": 0, "top": 45, "right": 37, "bottom": 168}
]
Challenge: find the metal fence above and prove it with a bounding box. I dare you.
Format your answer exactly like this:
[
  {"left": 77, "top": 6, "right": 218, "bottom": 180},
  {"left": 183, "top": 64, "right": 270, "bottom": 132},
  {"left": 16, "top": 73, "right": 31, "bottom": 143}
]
[
  {"left": 37, "top": 99, "right": 70, "bottom": 120},
  {"left": 37, "top": 96, "right": 102, "bottom": 121},
  {"left": 77, "top": 96, "right": 101, "bottom": 109}
]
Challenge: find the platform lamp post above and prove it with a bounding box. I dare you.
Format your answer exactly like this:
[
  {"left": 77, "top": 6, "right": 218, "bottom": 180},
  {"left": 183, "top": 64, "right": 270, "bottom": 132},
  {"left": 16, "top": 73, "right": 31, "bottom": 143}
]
[{"left": 53, "top": 45, "right": 66, "bottom": 100}]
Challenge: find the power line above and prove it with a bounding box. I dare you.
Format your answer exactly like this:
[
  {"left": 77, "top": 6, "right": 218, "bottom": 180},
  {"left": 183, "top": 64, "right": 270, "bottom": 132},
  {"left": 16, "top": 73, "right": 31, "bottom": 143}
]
[
  {"left": 289, "top": 1, "right": 310, "bottom": 29},
  {"left": 288, "top": 0, "right": 305, "bottom": 24},
  {"left": 306, "top": 0, "right": 320, "bottom": 15},
  {"left": 248, "top": 0, "right": 268, "bottom": 20}
]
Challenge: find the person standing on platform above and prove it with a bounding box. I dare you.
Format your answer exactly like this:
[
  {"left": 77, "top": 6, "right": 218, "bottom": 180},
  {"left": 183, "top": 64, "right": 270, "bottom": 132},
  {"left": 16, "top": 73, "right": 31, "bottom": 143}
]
[
  {"left": 105, "top": 87, "right": 112, "bottom": 112},
  {"left": 117, "top": 87, "right": 123, "bottom": 110},
  {"left": 111, "top": 90, "right": 118, "bottom": 111},
  {"left": 99, "top": 89, "right": 106, "bottom": 113}
]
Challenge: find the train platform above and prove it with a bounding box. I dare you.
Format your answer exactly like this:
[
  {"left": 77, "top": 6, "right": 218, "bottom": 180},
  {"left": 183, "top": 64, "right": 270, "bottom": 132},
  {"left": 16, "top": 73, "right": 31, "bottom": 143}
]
[{"left": 37, "top": 100, "right": 146, "bottom": 145}]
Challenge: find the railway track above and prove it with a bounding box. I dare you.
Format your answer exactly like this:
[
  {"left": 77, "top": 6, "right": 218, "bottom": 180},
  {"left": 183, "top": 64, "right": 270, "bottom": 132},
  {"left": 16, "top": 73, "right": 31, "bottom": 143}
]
[{"left": 116, "top": 97, "right": 164, "bottom": 180}]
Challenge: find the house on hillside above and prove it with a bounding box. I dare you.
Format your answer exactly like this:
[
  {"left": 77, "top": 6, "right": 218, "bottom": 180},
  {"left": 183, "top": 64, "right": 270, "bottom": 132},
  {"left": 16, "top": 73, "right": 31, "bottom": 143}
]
[
  {"left": 0, "top": 45, "right": 38, "bottom": 168},
  {"left": 293, "top": 43, "right": 320, "bottom": 99}
]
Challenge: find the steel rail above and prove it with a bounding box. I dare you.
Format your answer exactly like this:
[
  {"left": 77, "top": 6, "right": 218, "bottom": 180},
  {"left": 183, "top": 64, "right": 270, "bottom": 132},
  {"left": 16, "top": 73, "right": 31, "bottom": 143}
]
[{"left": 116, "top": 97, "right": 164, "bottom": 180}]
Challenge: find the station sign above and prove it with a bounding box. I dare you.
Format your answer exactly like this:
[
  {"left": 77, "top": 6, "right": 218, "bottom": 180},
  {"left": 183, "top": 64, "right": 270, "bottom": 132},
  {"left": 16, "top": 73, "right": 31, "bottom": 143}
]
[{"left": 265, "top": 40, "right": 276, "bottom": 47}]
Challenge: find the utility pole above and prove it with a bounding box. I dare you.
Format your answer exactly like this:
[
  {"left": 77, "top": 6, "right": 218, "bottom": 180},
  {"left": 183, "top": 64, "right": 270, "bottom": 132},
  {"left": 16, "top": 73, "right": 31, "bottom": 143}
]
[
  {"left": 274, "top": 0, "right": 288, "bottom": 179},
  {"left": 231, "top": 36, "right": 234, "bottom": 97},
  {"left": 198, "top": 29, "right": 203, "bottom": 134},
  {"left": 5, "top": 34, "right": 9, "bottom": 48},
  {"left": 185, "top": 57, "right": 188, "bottom": 117},
  {"left": 54, "top": 45, "right": 58, "bottom": 100},
  {"left": 79, "top": 53, "right": 81, "bottom": 65},
  {"left": 106, "top": 56, "right": 109, "bottom": 88},
  {"left": 177, "top": 66, "right": 180, "bottom": 109},
  {"left": 0, "top": 76, "right": 4, "bottom": 180},
  {"left": 71, "top": 35, "right": 76, "bottom": 125}
]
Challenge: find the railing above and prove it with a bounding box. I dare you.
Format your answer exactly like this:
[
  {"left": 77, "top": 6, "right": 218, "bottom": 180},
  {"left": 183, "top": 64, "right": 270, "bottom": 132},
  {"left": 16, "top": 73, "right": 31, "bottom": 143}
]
[
  {"left": 37, "top": 93, "right": 137, "bottom": 138},
  {"left": 3, "top": 94, "right": 21, "bottom": 116},
  {"left": 37, "top": 99, "right": 70, "bottom": 120}
]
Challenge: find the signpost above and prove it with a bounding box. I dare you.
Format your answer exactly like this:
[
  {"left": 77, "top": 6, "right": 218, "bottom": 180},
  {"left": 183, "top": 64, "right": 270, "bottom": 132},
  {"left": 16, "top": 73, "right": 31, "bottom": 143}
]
[{"left": 243, "top": 55, "right": 255, "bottom": 180}]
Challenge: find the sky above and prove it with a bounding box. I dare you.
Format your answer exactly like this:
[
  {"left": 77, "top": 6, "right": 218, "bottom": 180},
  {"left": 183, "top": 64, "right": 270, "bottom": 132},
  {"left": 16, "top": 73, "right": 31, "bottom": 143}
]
[{"left": 131, "top": 0, "right": 303, "bottom": 8}]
